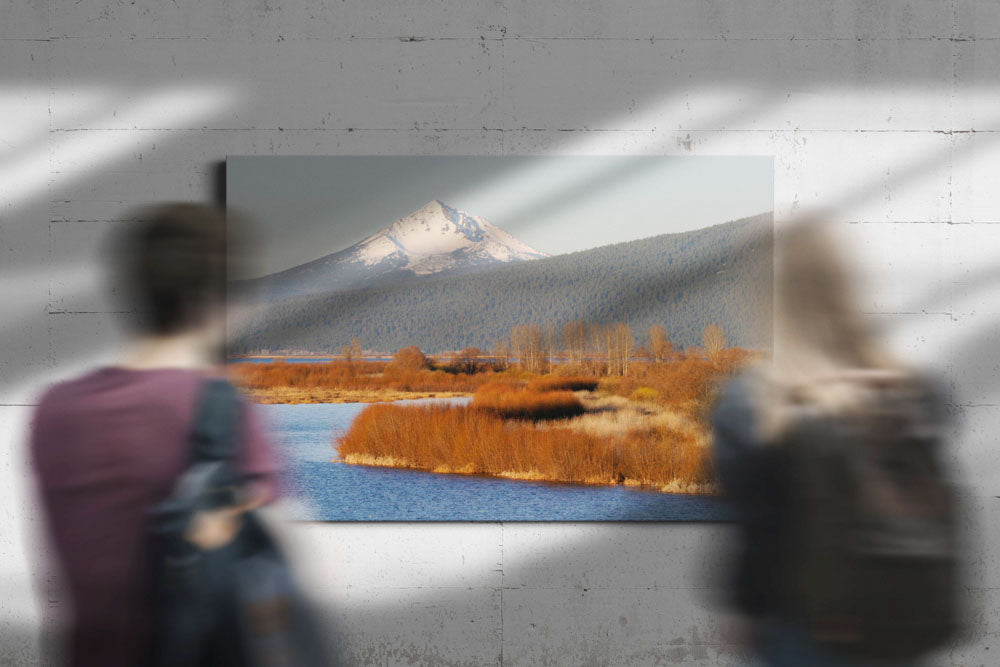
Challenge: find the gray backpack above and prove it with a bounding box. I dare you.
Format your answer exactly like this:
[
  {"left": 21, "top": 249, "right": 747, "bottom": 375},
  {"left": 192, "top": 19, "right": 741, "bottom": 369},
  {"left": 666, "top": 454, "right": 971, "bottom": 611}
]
[
  {"left": 780, "top": 374, "right": 962, "bottom": 661},
  {"left": 149, "top": 379, "right": 337, "bottom": 666}
]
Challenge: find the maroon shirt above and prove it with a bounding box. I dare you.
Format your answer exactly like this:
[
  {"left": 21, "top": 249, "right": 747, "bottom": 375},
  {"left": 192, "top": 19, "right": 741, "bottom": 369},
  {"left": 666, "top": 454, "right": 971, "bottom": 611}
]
[{"left": 29, "top": 366, "right": 281, "bottom": 667}]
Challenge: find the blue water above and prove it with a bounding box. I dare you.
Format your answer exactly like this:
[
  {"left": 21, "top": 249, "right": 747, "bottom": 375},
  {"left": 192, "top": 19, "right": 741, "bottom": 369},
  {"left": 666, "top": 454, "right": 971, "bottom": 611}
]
[
  {"left": 235, "top": 356, "right": 607, "bottom": 364},
  {"left": 234, "top": 357, "right": 337, "bottom": 364},
  {"left": 261, "top": 399, "right": 731, "bottom": 521}
]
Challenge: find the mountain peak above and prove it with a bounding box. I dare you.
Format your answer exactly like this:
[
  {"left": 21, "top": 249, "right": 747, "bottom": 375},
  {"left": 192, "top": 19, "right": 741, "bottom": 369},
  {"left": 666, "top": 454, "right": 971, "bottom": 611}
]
[
  {"left": 248, "top": 199, "right": 550, "bottom": 301},
  {"left": 410, "top": 198, "right": 457, "bottom": 217},
  {"left": 357, "top": 200, "right": 548, "bottom": 274},
  {"left": 412, "top": 199, "right": 449, "bottom": 216},
  {"left": 394, "top": 199, "right": 465, "bottom": 231}
]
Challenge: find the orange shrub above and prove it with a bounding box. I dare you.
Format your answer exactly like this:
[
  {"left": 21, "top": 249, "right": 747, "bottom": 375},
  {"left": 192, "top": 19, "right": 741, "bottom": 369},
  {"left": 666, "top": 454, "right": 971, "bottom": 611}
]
[
  {"left": 232, "top": 346, "right": 761, "bottom": 419},
  {"left": 229, "top": 360, "right": 514, "bottom": 394},
  {"left": 388, "top": 345, "right": 429, "bottom": 371},
  {"left": 472, "top": 384, "right": 585, "bottom": 420},
  {"left": 336, "top": 404, "right": 715, "bottom": 491}
]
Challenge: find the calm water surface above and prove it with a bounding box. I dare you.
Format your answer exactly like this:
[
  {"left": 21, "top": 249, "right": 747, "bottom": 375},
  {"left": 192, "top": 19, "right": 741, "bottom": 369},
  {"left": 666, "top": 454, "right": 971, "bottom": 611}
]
[
  {"left": 235, "top": 357, "right": 338, "bottom": 364},
  {"left": 262, "top": 398, "right": 731, "bottom": 521}
]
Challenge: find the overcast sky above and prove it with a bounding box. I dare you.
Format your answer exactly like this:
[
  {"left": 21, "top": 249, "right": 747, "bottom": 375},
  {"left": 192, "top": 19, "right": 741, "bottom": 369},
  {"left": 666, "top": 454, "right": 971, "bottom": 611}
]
[{"left": 228, "top": 155, "right": 772, "bottom": 278}]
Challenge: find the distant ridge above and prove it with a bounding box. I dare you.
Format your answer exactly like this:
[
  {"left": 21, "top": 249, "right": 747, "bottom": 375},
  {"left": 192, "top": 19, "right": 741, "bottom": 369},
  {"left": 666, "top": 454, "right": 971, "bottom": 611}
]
[
  {"left": 230, "top": 213, "right": 773, "bottom": 355},
  {"left": 241, "top": 200, "right": 548, "bottom": 300}
]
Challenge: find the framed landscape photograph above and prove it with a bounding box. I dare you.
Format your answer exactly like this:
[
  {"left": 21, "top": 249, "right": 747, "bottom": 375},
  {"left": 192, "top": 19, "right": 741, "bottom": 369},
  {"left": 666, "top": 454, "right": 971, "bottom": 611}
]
[{"left": 226, "top": 156, "right": 773, "bottom": 521}]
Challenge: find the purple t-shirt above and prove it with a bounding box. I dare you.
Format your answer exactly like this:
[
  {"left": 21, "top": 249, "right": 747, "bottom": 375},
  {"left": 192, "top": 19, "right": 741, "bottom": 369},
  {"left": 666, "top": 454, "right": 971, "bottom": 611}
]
[{"left": 29, "top": 366, "right": 281, "bottom": 667}]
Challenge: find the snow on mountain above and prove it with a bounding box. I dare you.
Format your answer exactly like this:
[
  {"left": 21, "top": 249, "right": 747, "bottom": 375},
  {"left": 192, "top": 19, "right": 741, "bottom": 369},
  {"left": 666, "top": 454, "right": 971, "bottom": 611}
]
[
  {"left": 245, "top": 200, "right": 549, "bottom": 300},
  {"left": 351, "top": 199, "right": 548, "bottom": 274}
]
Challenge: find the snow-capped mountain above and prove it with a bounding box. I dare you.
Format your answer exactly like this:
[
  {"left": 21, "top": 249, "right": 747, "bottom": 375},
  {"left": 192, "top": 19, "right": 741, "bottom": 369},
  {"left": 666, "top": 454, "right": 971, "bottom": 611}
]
[
  {"left": 243, "top": 200, "right": 549, "bottom": 300},
  {"left": 353, "top": 200, "right": 548, "bottom": 274}
]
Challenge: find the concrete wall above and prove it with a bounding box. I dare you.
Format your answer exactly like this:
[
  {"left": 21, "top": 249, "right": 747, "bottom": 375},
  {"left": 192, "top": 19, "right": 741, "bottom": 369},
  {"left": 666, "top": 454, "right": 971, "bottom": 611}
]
[{"left": 2, "top": 1, "right": 998, "bottom": 664}]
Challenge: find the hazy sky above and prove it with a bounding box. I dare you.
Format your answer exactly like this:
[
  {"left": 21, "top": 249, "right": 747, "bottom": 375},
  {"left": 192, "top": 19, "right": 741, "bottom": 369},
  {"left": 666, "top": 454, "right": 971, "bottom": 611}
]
[{"left": 228, "top": 155, "right": 772, "bottom": 278}]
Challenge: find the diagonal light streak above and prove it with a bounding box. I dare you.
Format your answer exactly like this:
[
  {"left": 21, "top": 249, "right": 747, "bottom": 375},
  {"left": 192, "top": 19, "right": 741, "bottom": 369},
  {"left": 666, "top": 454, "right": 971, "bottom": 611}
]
[{"left": 0, "top": 84, "right": 242, "bottom": 211}]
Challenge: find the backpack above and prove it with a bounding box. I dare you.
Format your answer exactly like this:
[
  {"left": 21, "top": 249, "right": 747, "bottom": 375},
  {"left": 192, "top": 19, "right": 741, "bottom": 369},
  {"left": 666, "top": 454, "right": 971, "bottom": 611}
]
[
  {"left": 779, "top": 373, "right": 962, "bottom": 661},
  {"left": 148, "top": 378, "right": 336, "bottom": 667}
]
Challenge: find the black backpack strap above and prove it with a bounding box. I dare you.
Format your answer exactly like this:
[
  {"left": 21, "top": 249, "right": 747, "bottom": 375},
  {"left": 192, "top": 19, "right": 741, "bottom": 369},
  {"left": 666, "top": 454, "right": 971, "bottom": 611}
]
[
  {"left": 183, "top": 378, "right": 245, "bottom": 509},
  {"left": 149, "top": 379, "right": 249, "bottom": 666},
  {"left": 190, "top": 378, "right": 243, "bottom": 464}
]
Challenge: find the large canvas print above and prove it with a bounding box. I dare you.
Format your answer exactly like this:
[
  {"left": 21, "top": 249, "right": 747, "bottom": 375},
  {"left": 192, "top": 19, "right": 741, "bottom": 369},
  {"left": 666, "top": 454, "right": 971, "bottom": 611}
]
[{"left": 226, "top": 156, "right": 773, "bottom": 520}]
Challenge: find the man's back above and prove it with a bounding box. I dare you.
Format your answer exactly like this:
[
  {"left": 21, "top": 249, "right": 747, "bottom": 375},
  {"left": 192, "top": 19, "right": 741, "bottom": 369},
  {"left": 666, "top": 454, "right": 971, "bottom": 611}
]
[{"left": 30, "top": 366, "right": 278, "bottom": 666}]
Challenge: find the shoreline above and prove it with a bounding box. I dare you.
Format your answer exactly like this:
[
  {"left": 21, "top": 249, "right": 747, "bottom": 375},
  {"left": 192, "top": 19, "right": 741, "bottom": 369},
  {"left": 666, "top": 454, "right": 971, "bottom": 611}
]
[
  {"left": 243, "top": 387, "right": 472, "bottom": 404},
  {"left": 230, "top": 354, "right": 395, "bottom": 361},
  {"left": 245, "top": 382, "right": 721, "bottom": 495},
  {"left": 337, "top": 452, "right": 719, "bottom": 496}
]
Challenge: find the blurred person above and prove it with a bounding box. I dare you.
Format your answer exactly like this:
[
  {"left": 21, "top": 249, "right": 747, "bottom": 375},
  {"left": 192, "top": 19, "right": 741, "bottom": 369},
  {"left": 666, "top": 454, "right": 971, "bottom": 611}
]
[
  {"left": 710, "top": 219, "right": 963, "bottom": 666},
  {"left": 29, "top": 204, "right": 281, "bottom": 666}
]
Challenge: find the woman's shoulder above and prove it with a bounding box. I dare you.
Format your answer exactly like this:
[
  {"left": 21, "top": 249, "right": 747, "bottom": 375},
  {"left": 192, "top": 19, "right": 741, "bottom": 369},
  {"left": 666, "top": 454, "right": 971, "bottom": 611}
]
[
  {"left": 710, "top": 365, "right": 769, "bottom": 446},
  {"left": 713, "top": 364, "right": 769, "bottom": 414}
]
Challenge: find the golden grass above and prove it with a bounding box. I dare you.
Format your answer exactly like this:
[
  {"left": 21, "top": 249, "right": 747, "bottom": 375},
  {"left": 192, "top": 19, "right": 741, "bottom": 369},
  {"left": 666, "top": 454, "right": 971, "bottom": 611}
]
[
  {"left": 341, "top": 453, "right": 411, "bottom": 467},
  {"left": 496, "top": 470, "right": 551, "bottom": 481},
  {"left": 335, "top": 403, "right": 716, "bottom": 493},
  {"left": 539, "top": 393, "right": 697, "bottom": 439}
]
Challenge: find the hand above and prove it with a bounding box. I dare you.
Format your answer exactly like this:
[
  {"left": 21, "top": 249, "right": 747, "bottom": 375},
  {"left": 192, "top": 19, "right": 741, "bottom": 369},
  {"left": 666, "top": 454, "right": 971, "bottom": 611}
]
[{"left": 185, "top": 507, "right": 242, "bottom": 550}]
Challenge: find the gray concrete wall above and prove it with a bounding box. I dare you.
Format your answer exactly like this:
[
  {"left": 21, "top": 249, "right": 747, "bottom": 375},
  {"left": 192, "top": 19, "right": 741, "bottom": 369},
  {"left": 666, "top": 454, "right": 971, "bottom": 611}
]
[{"left": 2, "top": 1, "right": 998, "bottom": 664}]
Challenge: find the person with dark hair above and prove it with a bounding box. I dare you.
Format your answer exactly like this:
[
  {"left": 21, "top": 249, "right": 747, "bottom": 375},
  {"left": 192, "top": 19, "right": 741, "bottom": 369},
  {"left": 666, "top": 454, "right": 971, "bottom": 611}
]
[{"left": 29, "top": 203, "right": 281, "bottom": 666}]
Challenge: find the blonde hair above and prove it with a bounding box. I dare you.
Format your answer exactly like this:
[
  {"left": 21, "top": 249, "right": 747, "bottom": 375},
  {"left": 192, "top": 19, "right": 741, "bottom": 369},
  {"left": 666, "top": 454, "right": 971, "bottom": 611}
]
[{"left": 748, "top": 218, "right": 909, "bottom": 442}]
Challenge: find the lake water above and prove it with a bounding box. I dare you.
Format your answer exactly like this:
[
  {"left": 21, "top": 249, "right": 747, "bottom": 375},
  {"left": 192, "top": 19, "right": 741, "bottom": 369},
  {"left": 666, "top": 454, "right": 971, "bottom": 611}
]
[
  {"left": 261, "top": 398, "right": 731, "bottom": 521},
  {"left": 234, "top": 356, "right": 620, "bottom": 364},
  {"left": 234, "top": 357, "right": 340, "bottom": 364}
]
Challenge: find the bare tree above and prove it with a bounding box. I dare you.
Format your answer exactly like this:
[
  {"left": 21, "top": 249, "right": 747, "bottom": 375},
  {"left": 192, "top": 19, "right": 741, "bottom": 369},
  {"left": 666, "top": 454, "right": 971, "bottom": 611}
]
[
  {"left": 648, "top": 325, "right": 673, "bottom": 363},
  {"left": 585, "top": 323, "right": 609, "bottom": 375},
  {"left": 562, "top": 320, "right": 587, "bottom": 366},
  {"left": 601, "top": 324, "right": 616, "bottom": 376},
  {"left": 544, "top": 322, "right": 558, "bottom": 373},
  {"left": 508, "top": 328, "right": 523, "bottom": 371},
  {"left": 454, "top": 347, "right": 484, "bottom": 374},
  {"left": 528, "top": 323, "right": 546, "bottom": 373},
  {"left": 341, "top": 337, "right": 362, "bottom": 363},
  {"left": 510, "top": 323, "right": 545, "bottom": 372},
  {"left": 493, "top": 338, "right": 511, "bottom": 370},
  {"left": 702, "top": 324, "right": 727, "bottom": 362},
  {"left": 612, "top": 323, "right": 634, "bottom": 376}
]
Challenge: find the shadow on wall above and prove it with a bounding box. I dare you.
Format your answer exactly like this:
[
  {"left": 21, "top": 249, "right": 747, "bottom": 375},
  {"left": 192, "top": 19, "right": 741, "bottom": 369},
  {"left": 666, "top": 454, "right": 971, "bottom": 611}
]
[
  {"left": 10, "top": 165, "right": 1000, "bottom": 665},
  {"left": 7, "top": 153, "right": 997, "bottom": 665},
  {"left": 5, "top": 34, "right": 998, "bottom": 661},
  {"left": 267, "top": 520, "right": 749, "bottom": 665}
]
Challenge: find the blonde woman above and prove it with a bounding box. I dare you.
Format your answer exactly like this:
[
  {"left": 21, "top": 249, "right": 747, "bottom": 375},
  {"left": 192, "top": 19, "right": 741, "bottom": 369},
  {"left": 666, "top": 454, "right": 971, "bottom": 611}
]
[{"left": 710, "top": 219, "right": 960, "bottom": 666}]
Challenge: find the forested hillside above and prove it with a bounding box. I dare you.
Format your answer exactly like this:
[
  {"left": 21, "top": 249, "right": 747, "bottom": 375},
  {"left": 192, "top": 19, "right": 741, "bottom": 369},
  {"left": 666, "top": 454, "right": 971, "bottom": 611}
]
[{"left": 229, "top": 213, "right": 772, "bottom": 355}]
